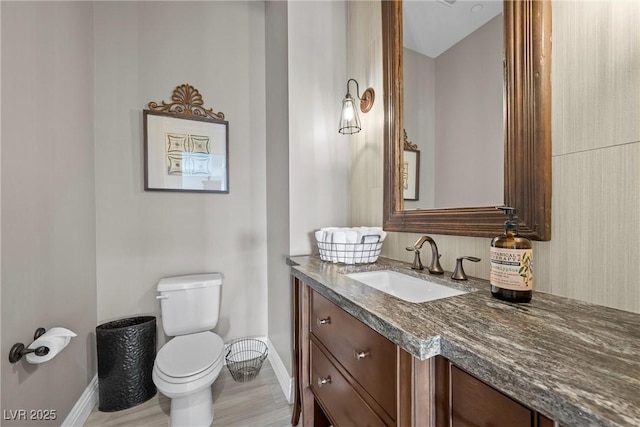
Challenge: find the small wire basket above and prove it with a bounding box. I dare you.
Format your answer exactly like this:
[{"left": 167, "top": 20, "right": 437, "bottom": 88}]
[
  {"left": 225, "top": 338, "right": 268, "bottom": 383},
  {"left": 317, "top": 235, "right": 383, "bottom": 265}
]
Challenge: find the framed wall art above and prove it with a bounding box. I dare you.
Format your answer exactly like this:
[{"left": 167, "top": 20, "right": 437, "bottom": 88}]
[
  {"left": 403, "top": 149, "right": 420, "bottom": 201},
  {"left": 402, "top": 129, "right": 420, "bottom": 201},
  {"left": 144, "top": 84, "right": 229, "bottom": 193}
]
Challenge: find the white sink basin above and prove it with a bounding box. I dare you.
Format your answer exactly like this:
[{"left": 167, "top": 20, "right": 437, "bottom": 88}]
[{"left": 346, "top": 270, "right": 467, "bottom": 303}]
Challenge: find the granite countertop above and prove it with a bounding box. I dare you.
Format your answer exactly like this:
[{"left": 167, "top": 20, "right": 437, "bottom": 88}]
[{"left": 288, "top": 255, "right": 640, "bottom": 427}]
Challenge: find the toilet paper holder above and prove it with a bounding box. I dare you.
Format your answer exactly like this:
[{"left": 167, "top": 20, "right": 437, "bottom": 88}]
[{"left": 9, "top": 327, "right": 49, "bottom": 363}]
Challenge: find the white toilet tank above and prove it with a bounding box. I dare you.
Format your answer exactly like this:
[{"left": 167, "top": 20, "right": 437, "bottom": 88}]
[{"left": 157, "top": 273, "right": 223, "bottom": 336}]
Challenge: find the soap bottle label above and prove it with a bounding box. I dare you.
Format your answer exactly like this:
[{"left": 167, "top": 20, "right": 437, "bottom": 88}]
[{"left": 490, "top": 248, "right": 533, "bottom": 291}]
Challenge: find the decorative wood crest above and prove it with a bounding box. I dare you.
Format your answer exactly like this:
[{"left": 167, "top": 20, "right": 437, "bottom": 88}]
[
  {"left": 147, "top": 84, "right": 225, "bottom": 120},
  {"left": 403, "top": 129, "right": 418, "bottom": 150}
]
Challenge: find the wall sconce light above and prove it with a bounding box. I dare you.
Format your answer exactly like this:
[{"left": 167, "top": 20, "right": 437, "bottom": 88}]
[{"left": 338, "top": 78, "right": 375, "bottom": 135}]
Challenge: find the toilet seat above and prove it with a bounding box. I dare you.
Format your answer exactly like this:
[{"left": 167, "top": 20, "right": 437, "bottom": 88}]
[
  {"left": 155, "top": 332, "right": 224, "bottom": 383},
  {"left": 154, "top": 360, "right": 219, "bottom": 385}
]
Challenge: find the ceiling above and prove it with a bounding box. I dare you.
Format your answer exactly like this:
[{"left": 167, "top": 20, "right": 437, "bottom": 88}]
[{"left": 403, "top": 0, "right": 503, "bottom": 58}]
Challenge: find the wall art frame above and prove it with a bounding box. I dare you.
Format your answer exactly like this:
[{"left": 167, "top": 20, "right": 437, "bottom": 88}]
[
  {"left": 403, "top": 149, "right": 419, "bottom": 201},
  {"left": 144, "top": 84, "right": 229, "bottom": 193},
  {"left": 402, "top": 129, "right": 420, "bottom": 201}
]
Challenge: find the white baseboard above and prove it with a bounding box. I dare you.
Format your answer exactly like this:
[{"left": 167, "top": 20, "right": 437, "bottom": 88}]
[
  {"left": 62, "top": 374, "right": 98, "bottom": 427},
  {"left": 266, "top": 337, "right": 294, "bottom": 404}
]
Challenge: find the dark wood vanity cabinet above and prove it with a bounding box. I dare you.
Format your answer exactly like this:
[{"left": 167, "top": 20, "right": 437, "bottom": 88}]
[
  {"left": 435, "top": 357, "right": 554, "bottom": 427},
  {"left": 293, "top": 277, "right": 556, "bottom": 427},
  {"left": 293, "top": 277, "right": 418, "bottom": 427},
  {"left": 311, "top": 291, "right": 398, "bottom": 420},
  {"left": 310, "top": 340, "right": 388, "bottom": 427}
]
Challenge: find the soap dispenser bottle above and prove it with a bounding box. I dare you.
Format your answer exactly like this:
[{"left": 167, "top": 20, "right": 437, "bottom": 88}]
[{"left": 490, "top": 207, "right": 533, "bottom": 303}]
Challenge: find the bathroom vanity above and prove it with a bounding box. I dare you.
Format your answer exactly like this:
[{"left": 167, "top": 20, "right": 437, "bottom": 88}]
[{"left": 289, "top": 255, "right": 640, "bottom": 427}]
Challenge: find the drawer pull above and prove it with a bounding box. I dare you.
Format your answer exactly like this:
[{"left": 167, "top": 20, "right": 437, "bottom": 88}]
[
  {"left": 317, "top": 376, "right": 332, "bottom": 387},
  {"left": 317, "top": 317, "right": 331, "bottom": 326},
  {"left": 355, "top": 350, "right": 370, "bottom": 360}
]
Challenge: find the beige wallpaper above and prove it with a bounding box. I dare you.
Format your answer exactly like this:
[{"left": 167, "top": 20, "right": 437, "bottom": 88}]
[
  {"left": 350, "top": 0, "right": 640, "bottom": 314},
  {"left": 348, "top": 1, "right": 385, "bottom": 229}
]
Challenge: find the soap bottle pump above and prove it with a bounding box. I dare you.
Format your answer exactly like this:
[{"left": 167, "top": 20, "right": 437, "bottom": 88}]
[{"left": 490, "top": 207, "right": 533, "bottom": 303}]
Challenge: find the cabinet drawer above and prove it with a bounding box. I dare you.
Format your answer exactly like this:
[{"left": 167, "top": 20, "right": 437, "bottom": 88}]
[
  {"left": 311, "top": 341, "right": 388, "bottom": 427},
  {"left": 451, "top": 366, "right": 533, "bottom": 427},
  {"left": 311, "top": 291, "right": 396, "bottom": 416}
]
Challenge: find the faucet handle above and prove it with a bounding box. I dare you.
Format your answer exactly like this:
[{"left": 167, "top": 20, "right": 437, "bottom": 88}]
[
  {"left": 451, "top": 256, "right": 481, "bottom": 281},
  {"left": 405, "top": 246, "right": 423, "bottom": 270}
]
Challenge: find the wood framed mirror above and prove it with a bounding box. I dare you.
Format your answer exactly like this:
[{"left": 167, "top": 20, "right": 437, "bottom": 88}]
[{"left": 382, "top": 0, "right": 551, "bottom": 240}]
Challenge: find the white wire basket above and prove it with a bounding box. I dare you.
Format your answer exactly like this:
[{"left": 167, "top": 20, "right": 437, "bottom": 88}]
[{"left": 317, "top": 235, "right": 383, "bottom": 265}]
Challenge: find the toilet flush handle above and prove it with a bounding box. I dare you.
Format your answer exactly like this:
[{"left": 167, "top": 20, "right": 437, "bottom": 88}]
[{"left": 156, "top": 294, "right": 169, "bottom": 300}]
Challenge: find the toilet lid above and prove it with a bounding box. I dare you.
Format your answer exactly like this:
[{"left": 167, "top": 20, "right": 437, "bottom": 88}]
[{"left": 156, "top": 332, "right": 224, "bottom": 378}]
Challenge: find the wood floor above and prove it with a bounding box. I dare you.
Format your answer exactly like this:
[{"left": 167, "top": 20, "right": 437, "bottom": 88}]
[{"left": 85, "top": 360, "right": 293, "bottom": 427}]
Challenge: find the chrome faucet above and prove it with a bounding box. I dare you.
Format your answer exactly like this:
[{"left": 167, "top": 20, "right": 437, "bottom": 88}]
[{"left": 405, "top": 236, "right": 444, "bottom": 274}]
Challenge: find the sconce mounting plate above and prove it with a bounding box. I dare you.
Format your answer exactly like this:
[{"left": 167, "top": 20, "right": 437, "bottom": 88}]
[{"left": 360, "top": 88, "right": 375, "bottom": 113}]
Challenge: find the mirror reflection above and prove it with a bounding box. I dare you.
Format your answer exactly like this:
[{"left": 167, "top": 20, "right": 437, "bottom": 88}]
[{"left": 402, "top": 0, "right": 504, "bottom": 210}]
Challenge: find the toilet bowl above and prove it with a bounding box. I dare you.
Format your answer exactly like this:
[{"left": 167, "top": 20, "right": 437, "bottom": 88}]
[{"left": 153, "top": 331, "right": 224, "bottom": 426}]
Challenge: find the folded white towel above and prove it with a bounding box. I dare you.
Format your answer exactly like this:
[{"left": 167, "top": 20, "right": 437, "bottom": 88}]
[
  {"left": 357, "top": 226, "right": 386, "bottom": 239},
  {"left": 332, "top": 231, "right": 346, "bottom": 263},
  {"left": 363, "top": 235, "right": 378, "bottom": 263},
  {"left": 314, "top": 230, "right": 327, "bottom": 260},
  {"left": 317, "top": 227, "right": 337, "bottom": 261},
  {"left": 323, "top": 228, "right": 337, "bottom": 250},
  {"left": 355, "top": 227, "right": 387, "bottom": 262},
  {"left": 345, "top": 229, "right": 358, "bottom": 243},
  {"left": 320, "top": 227, "right": 337, "bottom": 242},
  {"left": 344, "top": 229, "right": 358, "bottom": 264}
]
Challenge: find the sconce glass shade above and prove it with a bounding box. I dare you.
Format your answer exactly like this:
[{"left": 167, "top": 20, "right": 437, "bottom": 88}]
[{"left": 338, "top": 93, "right": 362, "bottom": 134}]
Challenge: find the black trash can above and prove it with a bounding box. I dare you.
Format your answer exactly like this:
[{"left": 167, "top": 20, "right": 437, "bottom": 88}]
[{"left": 96, "top": 316, "right": 157, "bottom": 412}]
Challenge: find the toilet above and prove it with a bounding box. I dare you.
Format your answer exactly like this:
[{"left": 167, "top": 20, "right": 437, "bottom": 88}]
[{"left": 152, "top": 273, "right": 225, "bottom": 427}]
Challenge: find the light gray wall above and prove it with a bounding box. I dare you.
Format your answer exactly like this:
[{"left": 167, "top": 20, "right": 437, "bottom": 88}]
[
  {"left": 92, "top": 0, "right": 349, "bottom": 383},
  {"left": 403, "top": 48, "right": 436, "bottom": 209},
  {"left": 434, "top": 14, "right": 503, "bottom": 208},
  {"left": 93, "top": 1, "right": 268, "bottom": 343},
  {"left": 288, "top": 1, "right": 349, "bottom": 256},
  {"left": 1, "top": 0, "right": 351, "bottom": 417},
  {"left": 1, "top": 2, "right": 4, "bottom": 415},
  {"left": 351, "top": 1, "right": 640, "bottom": 314},
  {"left": 264, "top": 0, "right": 349, "bottom": 379},
  {"left": 1, "top": 2, "right": 97, "bottom": 424},
  {"left": 265, "top": 1, "right": 292, "bottom": 377}
]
